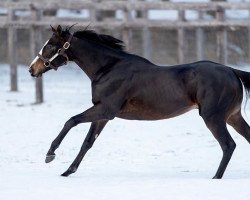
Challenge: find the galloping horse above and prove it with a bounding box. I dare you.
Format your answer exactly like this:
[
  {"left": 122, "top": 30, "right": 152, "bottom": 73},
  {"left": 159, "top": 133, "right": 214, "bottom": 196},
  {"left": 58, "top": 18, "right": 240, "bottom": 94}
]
[{"left": 29, "top": 25, "right": 250, "bottom": 178}]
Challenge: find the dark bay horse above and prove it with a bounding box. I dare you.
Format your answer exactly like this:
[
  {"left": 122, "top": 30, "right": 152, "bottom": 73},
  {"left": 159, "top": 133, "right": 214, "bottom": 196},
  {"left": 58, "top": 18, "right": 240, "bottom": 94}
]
[{"left": 29, "top": 25, "right": 250, "bottom": 178}]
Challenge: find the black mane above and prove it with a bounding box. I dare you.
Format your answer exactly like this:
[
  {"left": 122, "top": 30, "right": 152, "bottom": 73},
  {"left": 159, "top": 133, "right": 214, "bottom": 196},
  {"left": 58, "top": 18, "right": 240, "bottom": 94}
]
[{"left": 64, "top": 27, "right": 125, "bottom": 52}]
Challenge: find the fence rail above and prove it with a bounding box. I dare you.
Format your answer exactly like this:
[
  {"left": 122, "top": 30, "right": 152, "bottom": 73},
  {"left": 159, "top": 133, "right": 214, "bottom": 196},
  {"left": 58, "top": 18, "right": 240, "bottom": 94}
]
[
  {"left": 1, "top": 0, "right": 250, "bottom": 103},
  {"left": 2, "top": 1, "right": 250, "bottom": 10},
  {"left": 1, "top": 1, "right": 250, "bottom": 28}
]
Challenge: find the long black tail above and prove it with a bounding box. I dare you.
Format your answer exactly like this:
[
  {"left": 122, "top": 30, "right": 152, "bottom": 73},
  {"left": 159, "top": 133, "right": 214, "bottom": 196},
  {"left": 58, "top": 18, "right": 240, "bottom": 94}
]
[{"left": 233, "top": 68, "right": 250, "bottom": 100}]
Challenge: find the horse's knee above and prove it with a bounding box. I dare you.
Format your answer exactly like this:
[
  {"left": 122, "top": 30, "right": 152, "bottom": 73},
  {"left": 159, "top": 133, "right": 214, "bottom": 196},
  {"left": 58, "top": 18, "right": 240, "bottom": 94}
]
[{"left": 64, "top": 117, "right": 77, "bottom": 128}]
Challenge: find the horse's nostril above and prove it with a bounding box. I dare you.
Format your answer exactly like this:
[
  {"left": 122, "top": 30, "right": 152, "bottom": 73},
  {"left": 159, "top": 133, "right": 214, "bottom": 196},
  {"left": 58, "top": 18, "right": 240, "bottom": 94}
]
[{"left": 29, "top": 67, "right": 34, "bottom": 76}]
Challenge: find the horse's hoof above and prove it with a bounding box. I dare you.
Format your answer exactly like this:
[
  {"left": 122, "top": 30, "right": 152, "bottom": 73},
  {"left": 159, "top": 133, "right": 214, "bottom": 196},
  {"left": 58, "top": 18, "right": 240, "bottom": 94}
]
[
  {"left": 212, "top": 175, "right": 222, "bottom": 179},
  {"left": 45, "top": 154, "right": 56, "bottom": 163},
  {"left": 61, "top": 171, "right": 70, "bottom": 177},
  {"left": 61, "top": 167, "right": 76, "bottom": 177}
]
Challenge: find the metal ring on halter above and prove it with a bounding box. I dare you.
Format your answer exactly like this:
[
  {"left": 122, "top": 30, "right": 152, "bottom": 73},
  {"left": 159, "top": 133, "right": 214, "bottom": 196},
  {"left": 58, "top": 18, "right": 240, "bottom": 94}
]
[{"left": 44, "top": 61, "right": 51, "bottom": 67}]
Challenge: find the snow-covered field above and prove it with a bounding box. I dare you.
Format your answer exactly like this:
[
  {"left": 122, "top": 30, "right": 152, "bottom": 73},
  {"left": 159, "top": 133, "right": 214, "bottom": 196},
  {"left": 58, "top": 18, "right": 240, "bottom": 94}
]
[{"left": 0, "top": 64, "right": 250, "bottom": 200}]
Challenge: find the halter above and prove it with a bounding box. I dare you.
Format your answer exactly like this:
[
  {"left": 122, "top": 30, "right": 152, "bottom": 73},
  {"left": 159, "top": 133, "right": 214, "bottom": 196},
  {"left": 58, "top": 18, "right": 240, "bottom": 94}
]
[{"left": 38, "top": 34, "right": 73, "bottom": 70}]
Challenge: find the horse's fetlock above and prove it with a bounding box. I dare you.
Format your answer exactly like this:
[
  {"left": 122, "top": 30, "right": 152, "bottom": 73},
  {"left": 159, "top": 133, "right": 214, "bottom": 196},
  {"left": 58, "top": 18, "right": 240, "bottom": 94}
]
[
  {"left": 49, "top": 140, "right": 60, "bottom": 152},
  {"left": 51, "top": 142, "right": 58, "bottom": 149},
  {"left": 69, "top": 166, "right": 77, "bottom": 173}
]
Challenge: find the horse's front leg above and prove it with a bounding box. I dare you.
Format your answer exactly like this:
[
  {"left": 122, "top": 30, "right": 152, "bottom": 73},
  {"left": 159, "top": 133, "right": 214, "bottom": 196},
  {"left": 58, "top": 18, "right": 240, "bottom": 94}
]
[
  {"left": 61, "top": 120, "right": 108, "bottom": 176},
  {"left": 45, "top": 104, "right": 115, "bottom": 163}
]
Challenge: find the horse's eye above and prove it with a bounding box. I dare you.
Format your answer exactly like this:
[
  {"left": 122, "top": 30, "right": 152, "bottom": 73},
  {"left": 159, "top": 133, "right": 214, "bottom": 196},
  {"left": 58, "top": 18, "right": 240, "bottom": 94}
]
[
  {"left": 43, "top": 45, "right": 56, "bottom": 55},
  {"left": 46, "top": 44, "right": 53, "bottom": 50}
]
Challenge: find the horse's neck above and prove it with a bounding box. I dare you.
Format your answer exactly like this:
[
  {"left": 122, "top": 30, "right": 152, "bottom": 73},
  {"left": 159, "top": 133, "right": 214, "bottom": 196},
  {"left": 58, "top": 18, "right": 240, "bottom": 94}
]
[{"left": 70, "top": 38, "right": 123, "bottom": 80}]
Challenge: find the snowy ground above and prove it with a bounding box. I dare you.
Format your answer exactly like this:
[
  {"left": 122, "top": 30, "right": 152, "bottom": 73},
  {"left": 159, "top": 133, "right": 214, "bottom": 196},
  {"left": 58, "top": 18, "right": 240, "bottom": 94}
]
[{"left": 0, "top": 64, "right": 250, "bottom": 200}]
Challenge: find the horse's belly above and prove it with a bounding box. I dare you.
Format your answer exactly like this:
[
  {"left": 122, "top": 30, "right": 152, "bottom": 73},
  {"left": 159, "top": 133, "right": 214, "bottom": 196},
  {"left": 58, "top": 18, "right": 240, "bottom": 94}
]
[{"left": 117, "top": 98, "right": 197, "bottom": 120}]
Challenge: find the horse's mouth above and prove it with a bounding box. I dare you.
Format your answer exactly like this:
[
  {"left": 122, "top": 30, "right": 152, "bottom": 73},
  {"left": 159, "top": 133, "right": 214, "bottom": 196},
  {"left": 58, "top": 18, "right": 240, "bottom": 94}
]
[
  {"left": 31, "top": 67, "right": 52, "bottom": 78},
  {"left": 30, "top": 71, "right": 43, "bottom": 78},
  {"left": 35, "top": 73, "right": 43, "bottom": 78}
]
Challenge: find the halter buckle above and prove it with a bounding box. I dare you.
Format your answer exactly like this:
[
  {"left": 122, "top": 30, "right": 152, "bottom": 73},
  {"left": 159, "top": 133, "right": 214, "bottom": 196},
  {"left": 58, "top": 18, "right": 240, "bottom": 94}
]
[
  {"left": 63, "top": 42, "right": 70, "bottom": 49},
  {"left": 44, "top": 61, "right": 50, "bottom": 67}
]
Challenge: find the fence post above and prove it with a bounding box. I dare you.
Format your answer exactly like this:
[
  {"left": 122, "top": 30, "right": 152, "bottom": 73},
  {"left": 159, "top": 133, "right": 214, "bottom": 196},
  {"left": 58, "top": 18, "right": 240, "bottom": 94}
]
[
  {"left": 90, "top": 0, "right": 97, "bottom": 23},
  {"left": 178, "top": 10, "right": 185, "bottom": 64},
  {"left": 142, "top": 8, "right": 152, "bottom": 61},
  {"left": 248, "top": 26, "right": 250, "bottom": 63},
  {"left": 8, "top": 8, "right": 18, "bottom": 91},
  {"left": 122, "top": 5, "right": 131, "bottom": 51},
  {"left": 30, "top": 7, "right": 43, "bottom": 104},
  {"left": 196, "top": 11, "right": 204, "bottom": 61},
  {"left": 248, "top": 11, "right": 250, "bottom": 63},
  {"left": 216, "top": 7, "right": 227, "bottom": 64}
]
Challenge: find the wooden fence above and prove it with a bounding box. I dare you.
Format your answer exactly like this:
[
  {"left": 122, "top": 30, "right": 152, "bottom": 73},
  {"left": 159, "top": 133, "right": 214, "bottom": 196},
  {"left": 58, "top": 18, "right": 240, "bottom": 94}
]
[{"left": 1, "top": 0, "right": 250, "bottom": 103}]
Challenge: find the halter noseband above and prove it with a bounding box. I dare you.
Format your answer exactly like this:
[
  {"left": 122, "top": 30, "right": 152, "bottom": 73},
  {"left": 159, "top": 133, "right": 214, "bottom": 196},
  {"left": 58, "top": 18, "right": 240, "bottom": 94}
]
[{"left": 38, "top": 34, "right": 73, "bottom": 70}]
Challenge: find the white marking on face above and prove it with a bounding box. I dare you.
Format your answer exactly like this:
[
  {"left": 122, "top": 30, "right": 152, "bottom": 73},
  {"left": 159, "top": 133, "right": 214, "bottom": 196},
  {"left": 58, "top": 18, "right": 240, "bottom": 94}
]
[{"left": 30, "top": 40, "right": 49, "bottom": 67}]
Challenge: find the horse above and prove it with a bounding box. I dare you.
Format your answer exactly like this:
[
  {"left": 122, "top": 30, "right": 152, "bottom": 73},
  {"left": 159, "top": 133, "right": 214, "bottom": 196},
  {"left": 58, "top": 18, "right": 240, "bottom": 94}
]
[{"left": 29, "top": 25, "right": 250, "bottom": 178}]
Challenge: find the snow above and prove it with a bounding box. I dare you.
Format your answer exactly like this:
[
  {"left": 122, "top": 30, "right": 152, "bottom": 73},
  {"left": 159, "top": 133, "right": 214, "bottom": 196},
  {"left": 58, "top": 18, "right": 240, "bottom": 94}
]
[
  {"left": 148, "top": 10, "right": 178, "bottom": 20},
  {"left": 15, "top": 10, "right": 31, "bottom": 17},
  {"left": 0, "top": 63, "right": 250, "bottom": 199},
  {"left": 0, "top": 8, "right": 7, "bottom": 15},
  {"left": 57, "top": 9, "right": 89, "bottom": 18},
  {"left": 226, "top": 10, "right": 250, "bottom": 19}
]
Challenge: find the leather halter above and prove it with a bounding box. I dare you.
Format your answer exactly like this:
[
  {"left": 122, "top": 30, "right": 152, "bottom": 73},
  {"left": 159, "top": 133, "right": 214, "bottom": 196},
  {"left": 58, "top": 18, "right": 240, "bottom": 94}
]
[{"left": 38, "top": 34, "right": 73, "bottom": 70}]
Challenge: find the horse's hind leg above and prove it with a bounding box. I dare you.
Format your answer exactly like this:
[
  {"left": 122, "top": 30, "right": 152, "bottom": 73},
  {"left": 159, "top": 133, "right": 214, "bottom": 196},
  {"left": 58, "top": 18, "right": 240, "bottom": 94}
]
[
  {"left": 61, "top": 120, "right": 108, "bottom": 177},
  {"left": 227, "top": 111, "right": 250, "bottom": 143},
  {"left": 202, "top": 115, "right": 236, "bottom": 179}
]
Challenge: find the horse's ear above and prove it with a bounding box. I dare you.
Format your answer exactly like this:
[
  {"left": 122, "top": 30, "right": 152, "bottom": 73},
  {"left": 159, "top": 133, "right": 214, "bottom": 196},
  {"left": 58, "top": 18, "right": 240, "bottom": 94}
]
[
  {"left": 50, "top": 25, "right": 56, "bottom": 33},
  {"left": 56, "top": 25, "right": 62, "bottom": 36}
]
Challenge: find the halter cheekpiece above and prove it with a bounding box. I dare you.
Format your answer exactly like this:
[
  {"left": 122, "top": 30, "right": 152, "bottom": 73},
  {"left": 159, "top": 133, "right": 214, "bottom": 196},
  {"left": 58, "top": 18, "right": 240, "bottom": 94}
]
[{"left": 38, "top": 34, "right": 73, "bottom": 70}]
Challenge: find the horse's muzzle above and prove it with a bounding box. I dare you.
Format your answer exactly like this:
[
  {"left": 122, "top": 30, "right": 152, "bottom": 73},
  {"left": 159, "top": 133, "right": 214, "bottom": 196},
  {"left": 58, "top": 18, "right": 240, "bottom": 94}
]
[{"left": 29, "top": 66, "right": 35, "bottom": 77}]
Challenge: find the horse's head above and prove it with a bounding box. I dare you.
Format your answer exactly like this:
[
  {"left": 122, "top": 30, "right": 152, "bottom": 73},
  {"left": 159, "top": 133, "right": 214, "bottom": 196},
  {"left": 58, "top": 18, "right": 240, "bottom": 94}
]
[{"left": 29, "top": 25, "right": 72, "bottom": 77}]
